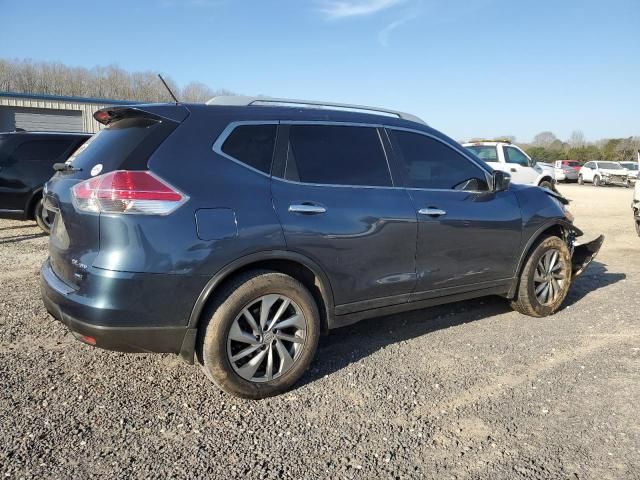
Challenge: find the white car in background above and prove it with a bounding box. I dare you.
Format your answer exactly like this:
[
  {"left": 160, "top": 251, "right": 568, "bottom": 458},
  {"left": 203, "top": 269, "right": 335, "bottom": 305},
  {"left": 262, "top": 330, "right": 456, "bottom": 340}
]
[
  {"left": 463, "top": 141, "right": 555, "bottom": 190},
  {"left": 578, "top": 161, "right": 632, "bottom": 187},
  {"left": 620, "top": 161, "right": 639, "bottom": 182}
]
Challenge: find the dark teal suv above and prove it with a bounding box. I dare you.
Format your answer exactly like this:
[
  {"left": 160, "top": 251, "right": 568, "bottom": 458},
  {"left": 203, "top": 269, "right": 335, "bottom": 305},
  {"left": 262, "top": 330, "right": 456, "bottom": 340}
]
[{"left": 40, "top": 97, "right": 603, "bottom": 398}]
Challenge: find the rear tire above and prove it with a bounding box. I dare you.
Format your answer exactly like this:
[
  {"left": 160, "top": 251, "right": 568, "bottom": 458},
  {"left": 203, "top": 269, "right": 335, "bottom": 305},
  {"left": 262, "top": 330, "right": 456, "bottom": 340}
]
[
  {"left": 593, "top": 175, "right": 601, "bottom": 187},
  {"left": 578, "top": 175, "right": 584, "bottom": 185},
  {"left": 197, "top": 270, "right": 321, "bottom": 399},
  {"left": 635, "top": 218, "right": 640, "bottom": 237},
  {"left": 34, "top": 199, "right": 51, "bottom": 234},
  {"left": 511, "top": 236, "right": 572, "bottom": 317}
]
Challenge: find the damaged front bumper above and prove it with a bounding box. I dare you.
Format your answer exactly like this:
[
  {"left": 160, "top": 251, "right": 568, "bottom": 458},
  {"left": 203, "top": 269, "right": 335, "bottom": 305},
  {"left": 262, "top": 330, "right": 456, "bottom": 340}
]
[{"left": 570, "top": 234, "right": 605, "bottom": 279}]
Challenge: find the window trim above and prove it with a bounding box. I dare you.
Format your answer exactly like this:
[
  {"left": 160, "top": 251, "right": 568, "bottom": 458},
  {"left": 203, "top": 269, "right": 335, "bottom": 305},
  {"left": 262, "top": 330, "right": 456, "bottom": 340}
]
[
  {"left": 384, "top": 126, "right": 493, "bottom": 193},
  {"left": 213, "top": 120, "right": 493, "bottom": 193},
  {"left": 212, "top": 120, "right": 280, "bottom": 177}
]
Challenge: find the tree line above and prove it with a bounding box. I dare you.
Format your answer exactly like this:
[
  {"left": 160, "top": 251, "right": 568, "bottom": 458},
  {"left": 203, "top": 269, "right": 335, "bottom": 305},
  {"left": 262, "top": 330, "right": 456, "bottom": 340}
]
[
  {"left": 2, "top": 58, "right": 638, "bottom": 162},
  {"left": 469, "top": 130, "right": 640, "bottom": 164},
  {"left": 0, "top": 58, "right": 234, "bottom": 103}
]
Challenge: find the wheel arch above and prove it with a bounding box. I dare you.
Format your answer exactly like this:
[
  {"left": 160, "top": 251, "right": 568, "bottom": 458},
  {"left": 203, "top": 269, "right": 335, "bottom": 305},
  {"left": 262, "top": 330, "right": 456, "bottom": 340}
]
[
  {"left": 508, "top": 219, "right": 580, "bottom": 298},
  {"left": 188, "top": 251, "right": 335, "bottom": 333}
]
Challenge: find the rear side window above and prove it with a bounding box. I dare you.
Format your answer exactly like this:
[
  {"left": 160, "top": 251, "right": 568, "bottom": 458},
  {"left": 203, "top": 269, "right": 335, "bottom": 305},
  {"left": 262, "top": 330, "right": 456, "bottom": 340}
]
[
  {"left": 390, "top": 130, "right": 489, "bottom": 191},
  {"left": 221, "top": 124, "right": 277, "bottom": 174},
  {"left": 284, "top": 125, "right": 391, "bottom": 187},
  {"left": 465, "top": 145, "right": 498, "bottom": 162},
  {"left": 11, "top": 140, "right": 73, "bottom": 162}
]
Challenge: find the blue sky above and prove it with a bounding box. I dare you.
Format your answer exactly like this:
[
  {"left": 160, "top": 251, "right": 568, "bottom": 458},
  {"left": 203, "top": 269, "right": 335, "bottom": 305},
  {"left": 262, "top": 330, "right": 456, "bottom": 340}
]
[{"left": 1, "top": 0, "right": 638, "bottom": 142}]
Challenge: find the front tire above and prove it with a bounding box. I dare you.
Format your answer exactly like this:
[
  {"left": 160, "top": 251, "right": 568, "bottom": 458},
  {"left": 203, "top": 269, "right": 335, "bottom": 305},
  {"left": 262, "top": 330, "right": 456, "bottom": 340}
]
[
  {"left": 511, "top": 236, "right": 572, "bottom": 317},
  {"left": 198, "top": 270, "right": 321, "bottom": 399}
]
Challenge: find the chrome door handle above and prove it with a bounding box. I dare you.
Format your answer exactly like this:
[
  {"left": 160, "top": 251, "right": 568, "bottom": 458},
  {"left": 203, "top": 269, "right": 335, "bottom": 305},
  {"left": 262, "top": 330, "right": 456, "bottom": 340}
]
[
  {"left": 288, "top": 204, "right": 327, "bottom": 214},
  {"left": 418, "top": 207, "right": 446, "bottom": 217}
]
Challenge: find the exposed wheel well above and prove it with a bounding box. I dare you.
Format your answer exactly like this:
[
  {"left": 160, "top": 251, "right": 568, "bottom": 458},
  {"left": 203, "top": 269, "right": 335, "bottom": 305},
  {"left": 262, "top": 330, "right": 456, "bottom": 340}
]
[{"left": 196, "top": 259, "right": 331, "bottom": 335}]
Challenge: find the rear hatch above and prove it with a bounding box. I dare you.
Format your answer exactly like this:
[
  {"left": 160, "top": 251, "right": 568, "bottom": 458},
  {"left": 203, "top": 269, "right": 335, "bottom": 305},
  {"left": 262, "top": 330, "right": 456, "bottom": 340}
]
[{"left": 45, "top": 105, "right": 189, "bottom": 288}]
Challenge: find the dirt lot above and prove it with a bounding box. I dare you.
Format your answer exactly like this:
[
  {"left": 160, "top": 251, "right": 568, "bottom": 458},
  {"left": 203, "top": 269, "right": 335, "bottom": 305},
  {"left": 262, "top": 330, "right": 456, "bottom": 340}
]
[{"left": 1, "top": 184, "right": 638, "bottom": 479}]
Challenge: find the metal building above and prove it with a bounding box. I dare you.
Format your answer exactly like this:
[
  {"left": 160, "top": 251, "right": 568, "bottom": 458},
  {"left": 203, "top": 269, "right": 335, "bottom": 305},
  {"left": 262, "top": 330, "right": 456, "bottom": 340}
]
[{"left": 0, "top": 92, "right": 135, "bottom": 133}]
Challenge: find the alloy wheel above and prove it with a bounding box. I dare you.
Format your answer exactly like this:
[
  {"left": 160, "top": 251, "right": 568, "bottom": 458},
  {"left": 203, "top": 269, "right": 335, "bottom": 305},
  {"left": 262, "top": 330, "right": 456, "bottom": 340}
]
[
  {"left": 533, "top": 249, "right": 567, "bottom": 305},
  {"left": 227, "top": 294, "right": 307, "bottom": 383}
]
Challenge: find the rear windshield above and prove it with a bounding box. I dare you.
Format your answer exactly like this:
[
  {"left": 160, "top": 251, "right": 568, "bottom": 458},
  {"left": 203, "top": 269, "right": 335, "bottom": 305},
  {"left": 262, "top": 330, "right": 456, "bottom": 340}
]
[
  {"left": 66, "top": 117, "right": 173, "bottom": 177},
  {"left": 465, "top": 145, "right": 498, "bottom": 162},
  {"left": 565, "top": 161, "right": 581, "bottom": 167},
  {"left": 0, "top": 136, "right": 76, "bottom": 166}
]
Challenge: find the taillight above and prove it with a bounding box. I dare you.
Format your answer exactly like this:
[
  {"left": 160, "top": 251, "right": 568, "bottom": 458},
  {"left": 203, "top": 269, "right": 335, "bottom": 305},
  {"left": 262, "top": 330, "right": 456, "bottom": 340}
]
[{"left": 71, "top": 170, "right": 187, "bottom": 215}]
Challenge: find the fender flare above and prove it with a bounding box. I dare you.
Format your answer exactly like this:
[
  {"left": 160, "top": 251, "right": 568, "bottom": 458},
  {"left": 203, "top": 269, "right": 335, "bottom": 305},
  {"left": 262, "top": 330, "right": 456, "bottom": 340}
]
[
  {"left": 508, "top": 219, "right": 581, "bottom": 298},
  {"left": 186, "top": 250, "right": 335, "bottom": 330}
]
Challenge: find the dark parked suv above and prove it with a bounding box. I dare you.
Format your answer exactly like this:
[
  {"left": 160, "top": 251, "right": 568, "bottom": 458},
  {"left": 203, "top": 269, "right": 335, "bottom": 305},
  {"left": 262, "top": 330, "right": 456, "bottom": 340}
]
[
  {"left": 0, "top": 131, "right": 90, "bottom": 232},
  {"left": 40, "top": 97, "right": 603, "bottom": 398}
]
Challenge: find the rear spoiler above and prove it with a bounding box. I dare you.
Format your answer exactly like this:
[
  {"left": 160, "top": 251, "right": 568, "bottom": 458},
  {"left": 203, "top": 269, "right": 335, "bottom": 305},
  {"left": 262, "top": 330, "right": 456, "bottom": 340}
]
[{"left": 93, "top": 105, "right": 190, "bottom": 126}]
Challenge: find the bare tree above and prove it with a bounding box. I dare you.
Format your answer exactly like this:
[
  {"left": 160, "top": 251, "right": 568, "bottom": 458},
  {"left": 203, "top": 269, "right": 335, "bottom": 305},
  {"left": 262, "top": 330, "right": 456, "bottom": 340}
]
[
  {"left": 0, "top": 58, "right": 235, "bottom": 103},
  {"left": 568, "top": 130, "right": 586, "bottom": 148},
  {"left": 532, "top": 131, "right": 558, "bottom": 148}
]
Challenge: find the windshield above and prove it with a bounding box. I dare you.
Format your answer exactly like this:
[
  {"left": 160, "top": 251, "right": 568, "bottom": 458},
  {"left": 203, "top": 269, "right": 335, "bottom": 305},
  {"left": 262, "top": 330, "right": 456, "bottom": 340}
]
[
  {"left": 599, "top": 161, "right": 623, "bottom": 170},
  {"left": 622, "top": 163, "right": 639, "bottom": 171}
]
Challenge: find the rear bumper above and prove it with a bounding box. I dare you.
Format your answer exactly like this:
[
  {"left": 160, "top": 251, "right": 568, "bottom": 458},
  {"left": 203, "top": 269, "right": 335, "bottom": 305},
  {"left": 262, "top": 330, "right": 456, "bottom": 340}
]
[{"left": 40, "top": 259, "right": 195, "bottom": 354}]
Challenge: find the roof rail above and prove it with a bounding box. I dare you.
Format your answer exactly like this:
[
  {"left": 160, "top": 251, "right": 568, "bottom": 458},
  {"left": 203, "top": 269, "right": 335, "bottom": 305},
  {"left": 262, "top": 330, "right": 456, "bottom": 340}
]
[{"left": 206, "top": 95, "right": 426, "bottom": 125}]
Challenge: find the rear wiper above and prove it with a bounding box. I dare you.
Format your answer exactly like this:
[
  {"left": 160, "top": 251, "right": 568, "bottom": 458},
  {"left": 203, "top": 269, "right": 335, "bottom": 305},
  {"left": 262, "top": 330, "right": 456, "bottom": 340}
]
[{"left": 53, "top": 163, "right": 81, "bottom": 172}]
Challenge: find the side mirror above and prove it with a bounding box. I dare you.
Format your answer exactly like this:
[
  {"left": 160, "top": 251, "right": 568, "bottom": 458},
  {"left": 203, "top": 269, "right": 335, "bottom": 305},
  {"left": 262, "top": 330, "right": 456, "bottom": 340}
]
[
  {"left": 492, "top": 170, "right": 511, "bottom": 192},
  {"left": 529, "top": 158, "right": 537, "bottom": 166}
]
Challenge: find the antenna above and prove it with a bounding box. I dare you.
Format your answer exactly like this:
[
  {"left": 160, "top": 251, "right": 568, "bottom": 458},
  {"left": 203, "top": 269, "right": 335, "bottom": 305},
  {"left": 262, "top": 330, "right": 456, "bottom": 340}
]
[{"left": 158, "top": 74, "right": 179, "bottom": 104}]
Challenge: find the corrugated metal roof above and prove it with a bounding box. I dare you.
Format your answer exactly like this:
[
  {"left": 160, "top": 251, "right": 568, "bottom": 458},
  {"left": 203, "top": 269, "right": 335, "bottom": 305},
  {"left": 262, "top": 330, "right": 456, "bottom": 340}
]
[{"left": 0, "top": 91, "right": 138, "bottom": 105}]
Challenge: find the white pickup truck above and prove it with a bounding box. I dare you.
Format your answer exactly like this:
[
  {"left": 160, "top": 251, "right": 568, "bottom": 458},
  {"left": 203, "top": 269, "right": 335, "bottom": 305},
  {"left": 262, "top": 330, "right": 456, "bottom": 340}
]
[
  {"left": 633, "top": 178, "right": 640, "bottom": 236},
  {"left": 463, "top": 141, "right": 555, "bottom": 190}
]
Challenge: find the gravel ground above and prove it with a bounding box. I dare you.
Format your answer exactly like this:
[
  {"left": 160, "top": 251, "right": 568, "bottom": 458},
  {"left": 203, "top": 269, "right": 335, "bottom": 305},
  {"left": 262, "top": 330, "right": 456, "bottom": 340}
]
[{"left": 1, "top": 184, "right": 639, "bottom": 479}]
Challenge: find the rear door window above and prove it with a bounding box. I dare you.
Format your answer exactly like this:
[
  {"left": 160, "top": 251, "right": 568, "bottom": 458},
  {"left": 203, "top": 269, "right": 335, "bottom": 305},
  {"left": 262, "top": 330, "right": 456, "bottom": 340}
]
[
  {"left": 0, "top": 138, "right": 75, "bottom": 170},
  {"left": 390, "top": 130, "right": 489, "bottom": 191},
  {"left": 282, "top": 125, "right": 392, "bottom": 187},
  {"left": 221, "top": 124, "right": 277, "bottom": 174}
]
